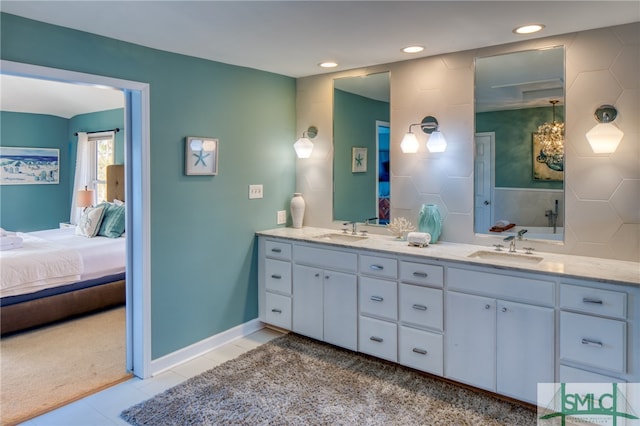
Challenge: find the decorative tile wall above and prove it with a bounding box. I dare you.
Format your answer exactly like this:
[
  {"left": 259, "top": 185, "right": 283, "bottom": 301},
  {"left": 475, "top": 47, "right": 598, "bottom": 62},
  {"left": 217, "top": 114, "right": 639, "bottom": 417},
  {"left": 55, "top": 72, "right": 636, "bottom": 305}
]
[{"left": 296, "top": 23, "right": 639, "bottom": 262}]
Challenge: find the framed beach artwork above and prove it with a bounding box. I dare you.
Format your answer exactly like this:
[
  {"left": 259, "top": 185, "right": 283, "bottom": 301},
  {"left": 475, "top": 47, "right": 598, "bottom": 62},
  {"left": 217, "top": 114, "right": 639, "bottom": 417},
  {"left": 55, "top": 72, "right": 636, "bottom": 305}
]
[
  {"left": 351, "top": 147, "right": 367, "bottom": 173},
  {"left": 0, "top": 147, "right": 60, "bottom": 185},
  {"left": 185, "top": 136, "right": 219, "bottom": 175}
]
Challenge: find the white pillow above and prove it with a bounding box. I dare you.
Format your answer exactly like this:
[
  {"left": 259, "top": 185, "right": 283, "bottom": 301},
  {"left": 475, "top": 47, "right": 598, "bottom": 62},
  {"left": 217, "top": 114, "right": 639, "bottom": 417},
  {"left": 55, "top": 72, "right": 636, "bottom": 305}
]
[
  {"left": 75, "top": 205, "right": 106, "bottom": 238},
  {"left": 113, "top": 199, "right": 124, "bottom": 206}
]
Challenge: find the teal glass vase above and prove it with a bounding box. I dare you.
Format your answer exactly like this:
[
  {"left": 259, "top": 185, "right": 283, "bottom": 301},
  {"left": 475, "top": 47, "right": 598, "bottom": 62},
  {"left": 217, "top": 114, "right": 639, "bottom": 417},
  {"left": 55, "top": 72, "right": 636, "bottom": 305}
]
[{"left": 418, "top": 204, "right": 442, "bottom": 243}]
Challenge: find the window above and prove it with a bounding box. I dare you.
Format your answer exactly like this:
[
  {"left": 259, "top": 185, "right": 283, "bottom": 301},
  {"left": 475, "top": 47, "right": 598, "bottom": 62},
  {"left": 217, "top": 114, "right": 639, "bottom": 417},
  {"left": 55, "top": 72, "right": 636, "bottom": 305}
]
[{"left": 91, "top": 134, "right": 115, "bottom": 203}]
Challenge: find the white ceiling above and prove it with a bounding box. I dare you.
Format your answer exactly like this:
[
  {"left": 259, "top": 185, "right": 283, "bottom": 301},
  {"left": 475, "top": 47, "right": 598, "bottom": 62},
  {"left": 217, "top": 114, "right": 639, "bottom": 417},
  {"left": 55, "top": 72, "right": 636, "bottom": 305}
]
[{"left": 1, "top": 1, "right": 638, "bottom": 117}]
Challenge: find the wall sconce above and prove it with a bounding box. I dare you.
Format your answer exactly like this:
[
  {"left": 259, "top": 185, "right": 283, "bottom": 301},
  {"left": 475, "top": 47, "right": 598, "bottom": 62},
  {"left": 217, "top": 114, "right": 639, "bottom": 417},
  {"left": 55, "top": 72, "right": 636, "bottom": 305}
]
[
  {"left": 400, "top": 116, "right": 447, "bottom": 153},
  {"left": 294, "top": 126, "right": 318, "bottom": 158},
  {"left": 76, "top": 185, "right": 94, "bottom": 211},
  {"left": 586, "top": 105, "right": 624, "bottom": 154}
]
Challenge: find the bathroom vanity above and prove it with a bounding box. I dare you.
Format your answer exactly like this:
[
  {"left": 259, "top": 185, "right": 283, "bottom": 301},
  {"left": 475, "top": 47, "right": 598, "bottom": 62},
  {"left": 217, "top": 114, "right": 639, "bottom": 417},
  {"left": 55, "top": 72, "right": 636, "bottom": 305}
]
[{"left": 257, "top": 227, "right": 640, "bottom": 405}]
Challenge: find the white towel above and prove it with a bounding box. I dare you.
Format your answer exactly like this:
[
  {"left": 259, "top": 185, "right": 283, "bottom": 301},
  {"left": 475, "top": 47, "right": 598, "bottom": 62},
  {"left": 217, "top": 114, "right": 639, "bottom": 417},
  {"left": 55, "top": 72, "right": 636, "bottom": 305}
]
[{"left": 495, "top": 219, "right": 511, "bottom": 227}]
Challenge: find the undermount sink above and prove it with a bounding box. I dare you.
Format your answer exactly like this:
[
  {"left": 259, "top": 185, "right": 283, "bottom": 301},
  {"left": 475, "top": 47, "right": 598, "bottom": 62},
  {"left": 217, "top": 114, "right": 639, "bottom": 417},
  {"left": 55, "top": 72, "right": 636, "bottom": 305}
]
[
  {"left": 468, "top": 250, "right": 543, "bottom": 264},
  {"left": 315, "top": 233, "right": 368, "bottom": 242}
]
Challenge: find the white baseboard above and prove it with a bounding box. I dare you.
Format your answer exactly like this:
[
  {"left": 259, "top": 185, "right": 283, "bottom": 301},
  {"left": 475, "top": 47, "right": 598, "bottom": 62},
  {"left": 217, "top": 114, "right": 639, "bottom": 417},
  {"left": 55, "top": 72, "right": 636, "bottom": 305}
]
[{"left": 150, "top": 318, "right": 264, "bottom": 376}]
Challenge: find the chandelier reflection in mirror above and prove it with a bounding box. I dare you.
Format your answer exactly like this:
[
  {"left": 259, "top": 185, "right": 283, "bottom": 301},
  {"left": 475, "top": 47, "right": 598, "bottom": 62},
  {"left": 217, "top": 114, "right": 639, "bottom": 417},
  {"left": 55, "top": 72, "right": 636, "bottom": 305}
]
[{"left": 535, "top": 100, "right": 564, "bottom": 172}]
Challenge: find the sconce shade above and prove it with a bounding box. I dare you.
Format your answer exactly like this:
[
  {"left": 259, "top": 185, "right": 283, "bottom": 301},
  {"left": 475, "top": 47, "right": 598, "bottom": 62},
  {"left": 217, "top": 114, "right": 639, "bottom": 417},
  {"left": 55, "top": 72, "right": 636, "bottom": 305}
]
[
  {"left": 586, "top": 123, "right": 624, "bottom": 154},
  {"left": 294, "top": 137, "right": 314, "bottom": 158},
  {"left": 400, "top": 132, "right": 419, "bottom": 153},
  {"left": 76, "top": 187, "right": 94, "bottom": 208},
  {"left": 426, "top": 131, "right": 447, "bottom": 153}
]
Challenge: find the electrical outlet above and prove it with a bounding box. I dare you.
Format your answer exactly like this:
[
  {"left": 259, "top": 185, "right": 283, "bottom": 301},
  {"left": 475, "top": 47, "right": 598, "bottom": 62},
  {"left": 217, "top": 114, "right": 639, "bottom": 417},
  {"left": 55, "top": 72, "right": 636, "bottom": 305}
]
[
  {"left": 277, "top": 210, "right": 286, "bottom": 225},
  {"left": 248, "top": 184, "right": 263, "bottom": 199}
]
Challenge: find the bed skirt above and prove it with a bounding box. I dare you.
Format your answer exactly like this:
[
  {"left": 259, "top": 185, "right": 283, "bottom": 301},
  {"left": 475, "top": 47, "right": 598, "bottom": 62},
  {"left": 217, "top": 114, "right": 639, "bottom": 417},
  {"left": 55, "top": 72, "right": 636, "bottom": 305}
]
[{"left": 1, "top": 279, "right": 125, "bottom": 336}]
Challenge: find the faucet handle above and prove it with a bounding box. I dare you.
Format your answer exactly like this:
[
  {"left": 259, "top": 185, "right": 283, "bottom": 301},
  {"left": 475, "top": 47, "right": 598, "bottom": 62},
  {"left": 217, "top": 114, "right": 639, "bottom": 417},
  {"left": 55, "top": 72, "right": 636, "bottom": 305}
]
[
  {"left": 523, "top": 247, "right": 535, "bottom": 255},
  {"left": 493, "top": 244, "right": 504, "bottom": 251}
]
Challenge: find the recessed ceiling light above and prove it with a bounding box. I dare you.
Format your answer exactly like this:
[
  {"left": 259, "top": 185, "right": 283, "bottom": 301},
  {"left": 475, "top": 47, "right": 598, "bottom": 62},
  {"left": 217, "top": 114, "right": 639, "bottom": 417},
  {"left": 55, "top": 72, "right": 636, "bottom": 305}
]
[
  {"left": 319, "top": 61, "right": 338, "bottom": 68},
  {"left": 513, "top": 24, "right": 545, "bottom": 34},
  {"left": 402, "top": 46, "right": 425, "bottom": 54}
]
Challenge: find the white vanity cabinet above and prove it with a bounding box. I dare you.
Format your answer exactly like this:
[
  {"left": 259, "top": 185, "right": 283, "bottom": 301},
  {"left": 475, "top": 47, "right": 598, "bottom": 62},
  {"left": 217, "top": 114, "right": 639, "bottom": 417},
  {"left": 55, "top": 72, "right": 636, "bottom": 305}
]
[
  {"left": 292, "top": 245, "right": 358, "bottom": 351},
  {"left": 559, "top": 281, "right": 634, "bottom": 383},
  {"left": 259, "top": 239, "right": 293, "bottom": 330},
  {"left": 445, "top": 267, "right": 555, "bottom": 404}
]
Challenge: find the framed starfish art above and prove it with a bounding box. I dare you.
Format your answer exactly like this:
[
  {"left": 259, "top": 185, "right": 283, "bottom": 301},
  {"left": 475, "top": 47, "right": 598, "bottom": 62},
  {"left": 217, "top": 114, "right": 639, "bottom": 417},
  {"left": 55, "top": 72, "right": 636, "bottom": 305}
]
[
  {"left": 351, "top": 147, "right": 367, "bottom": 173},
  {"left": 185, "top": 136, "right": 218, "bottom": 175}
]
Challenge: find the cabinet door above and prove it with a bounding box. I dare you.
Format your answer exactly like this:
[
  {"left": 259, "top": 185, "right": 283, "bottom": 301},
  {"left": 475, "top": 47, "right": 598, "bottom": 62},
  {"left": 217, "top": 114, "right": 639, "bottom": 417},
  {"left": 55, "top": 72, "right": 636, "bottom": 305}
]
[
  {"left": 445, "top": 291, "right": 496, "bottom": 391},
  {"left": 497, "top": 301, "right": 554, "bottom": 404},
  {"left": 324, "top": 270, "right": 357, "bottom": 351},
  {"left": 292, "top": 265, "right": 323, "bottom": 340}
]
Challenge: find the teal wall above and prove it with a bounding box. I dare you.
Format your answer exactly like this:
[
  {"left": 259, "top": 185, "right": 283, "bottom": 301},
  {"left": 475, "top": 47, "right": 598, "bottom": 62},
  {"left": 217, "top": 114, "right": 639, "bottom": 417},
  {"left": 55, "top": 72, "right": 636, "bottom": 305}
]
[
  {"left": 0, "top": 109, "right": 125, "bottom": 231},
  {"left": 1, "top": 13, "right": 296, "bottom": 358},
  {"left": 476, "top": 106, "right": 564, "bottom": 190},
  {"left": 0, "top": 112, "right": 69, "bottom": 231},
  {"left": 333, "top": 89, "right": 389, "bottom": 222}
]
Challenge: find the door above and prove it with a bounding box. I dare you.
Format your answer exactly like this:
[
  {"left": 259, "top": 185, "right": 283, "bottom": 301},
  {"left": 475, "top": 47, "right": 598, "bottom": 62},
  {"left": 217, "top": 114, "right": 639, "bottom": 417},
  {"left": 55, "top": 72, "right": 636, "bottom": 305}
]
[
  {"left": 474, "top": 132, "right": 494, "bottom": 233},
  {"left": 292, "top": 265, "right": 324, "bottom": 340},
  {"left": 445, "top": 291, "right": 496, "bottom": 391},
  {"left": 497, "top": 300, "right": 554, "bottom": 404},
  {"left": 323, "top": 270, "right": 357, "bottom": 351}
]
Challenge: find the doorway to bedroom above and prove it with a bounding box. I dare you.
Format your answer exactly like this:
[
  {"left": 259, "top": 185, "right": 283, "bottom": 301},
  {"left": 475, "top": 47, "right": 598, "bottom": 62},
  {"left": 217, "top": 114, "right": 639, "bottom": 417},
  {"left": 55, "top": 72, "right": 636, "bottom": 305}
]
[{"left": 0, "top": 61, "right": 151, "bottom": 421}]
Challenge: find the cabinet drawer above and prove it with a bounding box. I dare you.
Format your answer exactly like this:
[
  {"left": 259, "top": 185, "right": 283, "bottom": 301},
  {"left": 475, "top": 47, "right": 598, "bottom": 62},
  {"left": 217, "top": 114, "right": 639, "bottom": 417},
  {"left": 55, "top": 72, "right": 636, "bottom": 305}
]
[
  {"left": 559, "top": 365, "right": 624, "bottom": 383},
  {"left": 560, "top": 311, "right": 626, "bottom": 373},
  {"left": 399, "top": 326, "right": 443, "bottom": 375},
  {"left": 265, "top": 259, "right": 292, "bottom": 294},
  {"left": 359, "top": 254, "right": 397, "bottom": 279},
  {"left": 560, "top": 284, "right": 626, "bottom": 319},
  {"left": 265, "top": 292, "right": 291, "bottom": 330},
  {"left": 399, "top": 284, "right": 443, "bottom": 331},
  {"left": 265, "top": 239, "right": 291, "bottom": 261},
  {"left": 399, "top": 261, "right": 443, "bottom": 288},
  {"left": 294, "top": 245, "right": 357, "bottom": 273},
  {"left": 359, "top": 316, "right": 397, "bottom": 362},
  {"left": 359, "top": 277, "right": 397, "bottom": 321}
]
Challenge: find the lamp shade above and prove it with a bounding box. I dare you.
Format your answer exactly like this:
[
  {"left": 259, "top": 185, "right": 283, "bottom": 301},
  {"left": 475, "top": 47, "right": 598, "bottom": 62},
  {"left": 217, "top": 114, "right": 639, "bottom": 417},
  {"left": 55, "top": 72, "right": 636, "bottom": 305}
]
[
  {"left": 586, "top": 123, "right": 624, "bottom": 154},
  {"left": 426, "top": 131, "right": 447, "bottom": 153},
  {"left": 76, "top": 188, "right": 94, "bottom": 208},
  {"left": 294, "top": 137, "right": 314, "bottom": 158},
  {"left": 400, "top": 132, "right": 419, "bottom": 153}
]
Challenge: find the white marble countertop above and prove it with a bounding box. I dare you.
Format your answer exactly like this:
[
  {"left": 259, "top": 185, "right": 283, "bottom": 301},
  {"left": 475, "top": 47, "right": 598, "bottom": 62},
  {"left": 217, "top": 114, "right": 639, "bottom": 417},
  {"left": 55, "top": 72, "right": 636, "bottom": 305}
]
[{"left": 257, "top": 227, "right": 640, "bottom": 287}]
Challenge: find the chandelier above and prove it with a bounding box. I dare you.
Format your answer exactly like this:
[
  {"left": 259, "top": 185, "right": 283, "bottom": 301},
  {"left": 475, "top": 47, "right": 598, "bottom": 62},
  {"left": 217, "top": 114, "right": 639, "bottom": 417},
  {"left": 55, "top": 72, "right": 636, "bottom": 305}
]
[{"left": 535, "top": 100, "right": 564, "bottom": 172}]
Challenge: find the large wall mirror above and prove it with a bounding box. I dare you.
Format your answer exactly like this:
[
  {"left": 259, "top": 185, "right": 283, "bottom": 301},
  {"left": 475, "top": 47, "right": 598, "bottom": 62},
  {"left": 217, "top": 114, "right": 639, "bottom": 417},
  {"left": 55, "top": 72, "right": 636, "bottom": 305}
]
[
  {"left": 474, "top": 47, "right": 565, "bottom": 242},
  {"left": 333, "top": 72, "right": 390, "bottom": 225}
]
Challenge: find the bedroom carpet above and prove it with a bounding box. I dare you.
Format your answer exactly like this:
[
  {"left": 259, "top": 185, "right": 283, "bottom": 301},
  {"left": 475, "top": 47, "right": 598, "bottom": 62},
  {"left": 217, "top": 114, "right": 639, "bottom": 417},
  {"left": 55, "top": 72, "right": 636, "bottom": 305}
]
[
  {"left": 0, "top": 306, "right": 129, "bottom": 426},
  {"left": 121, "top": 333, "right": 536, "bottom": 425}
]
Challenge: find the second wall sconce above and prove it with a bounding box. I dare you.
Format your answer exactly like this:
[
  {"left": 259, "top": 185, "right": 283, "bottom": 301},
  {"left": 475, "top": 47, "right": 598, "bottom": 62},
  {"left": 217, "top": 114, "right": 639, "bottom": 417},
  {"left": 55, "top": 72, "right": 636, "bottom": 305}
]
[
  {"left": 400, "top": 116, "right": 447, "bottom": 153},
  {"left": 586, "top": 105, "right": 624, "bottom": 154},
  {"left": 294, "top": 126, "right": 318, "bottom": 158}
]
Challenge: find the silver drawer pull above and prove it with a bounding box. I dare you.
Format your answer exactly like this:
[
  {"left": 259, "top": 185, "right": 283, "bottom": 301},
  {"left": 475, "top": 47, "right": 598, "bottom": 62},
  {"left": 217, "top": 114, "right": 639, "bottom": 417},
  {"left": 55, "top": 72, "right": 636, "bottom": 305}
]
[
  {"left": 271, "top": 308, "right": 282, "bottom": 314},
  {"left": 370, "top": 264, "right": 384, "bottom": 271},
  {"left": 271, "top": 274, "right": 282, "bottom": 279},
  {"left": 370, "top": 296, "right": 384, "bottom": 302},
  {"left": 412, "top": 304, "right": 427, "bottom": 311},
  {"left": 412, "top": 348, "right": 427, "bottom": 355},
  {"left": 581, "top": 338, "right": 603, "bottom": 348},
  {"left": 370, "top": 336, "right": 383, "bottom": 343},
  {"left": 271, "top": 248, "right": 282, "bottom": 253},
  {"left": 583, "top": 298, "right": 603, "bottom": 305},
  {"left": 412, "top": 272, "right": 428, "bottom": 278}
]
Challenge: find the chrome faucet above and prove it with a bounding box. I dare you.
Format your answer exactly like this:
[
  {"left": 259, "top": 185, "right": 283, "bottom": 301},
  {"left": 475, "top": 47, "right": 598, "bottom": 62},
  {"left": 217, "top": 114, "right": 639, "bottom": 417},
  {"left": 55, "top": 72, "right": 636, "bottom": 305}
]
[
  {"left": 343, "top": 221, "right": 358, "bottom": 235},
  {"left": 503, "top": 235, "right": 517, "bottom": 252}
]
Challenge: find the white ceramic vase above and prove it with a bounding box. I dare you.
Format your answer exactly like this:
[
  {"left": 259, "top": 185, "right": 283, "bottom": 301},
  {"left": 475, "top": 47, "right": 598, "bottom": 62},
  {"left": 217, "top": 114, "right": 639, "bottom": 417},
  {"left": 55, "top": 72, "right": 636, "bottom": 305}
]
[{"left": 290, "top": 193, "right": 306, "bottom": 228}]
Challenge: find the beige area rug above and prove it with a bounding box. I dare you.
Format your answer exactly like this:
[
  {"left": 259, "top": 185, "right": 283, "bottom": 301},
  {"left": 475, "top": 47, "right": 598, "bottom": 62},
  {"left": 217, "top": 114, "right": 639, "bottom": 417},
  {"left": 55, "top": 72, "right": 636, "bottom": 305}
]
[
  {"left": 0, "top": 306, "right": 130, "bottom": 425},
  {"left": 122, "top": 333, "right": 536, "bottom": 425}
]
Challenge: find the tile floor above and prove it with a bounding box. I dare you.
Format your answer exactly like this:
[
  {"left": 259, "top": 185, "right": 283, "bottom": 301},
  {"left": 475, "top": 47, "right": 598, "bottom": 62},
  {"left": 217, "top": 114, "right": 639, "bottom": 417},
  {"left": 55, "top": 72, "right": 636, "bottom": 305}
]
[{"left": 21, "top": 327, "right": 285, "bottom": 425}]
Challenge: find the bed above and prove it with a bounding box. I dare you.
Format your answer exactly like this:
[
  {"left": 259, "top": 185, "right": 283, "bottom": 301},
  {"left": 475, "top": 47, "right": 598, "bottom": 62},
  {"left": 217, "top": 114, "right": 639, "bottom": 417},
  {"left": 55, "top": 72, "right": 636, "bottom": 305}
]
[{"left": 1, "top": 165, "right": 126, "bottom": 335}]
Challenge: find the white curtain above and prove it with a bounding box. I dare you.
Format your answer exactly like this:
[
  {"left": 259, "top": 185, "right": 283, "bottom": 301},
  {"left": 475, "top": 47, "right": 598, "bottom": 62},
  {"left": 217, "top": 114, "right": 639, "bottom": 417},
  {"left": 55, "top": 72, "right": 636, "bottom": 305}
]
[{"left": 70, "top": 132, "right": 93, "bottom": 224}]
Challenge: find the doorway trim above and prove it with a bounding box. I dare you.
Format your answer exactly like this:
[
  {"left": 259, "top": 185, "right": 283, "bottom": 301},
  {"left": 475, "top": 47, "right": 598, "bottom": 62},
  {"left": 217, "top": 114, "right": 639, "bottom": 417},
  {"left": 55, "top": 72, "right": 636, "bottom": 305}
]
[{"left": 1, "top": 60, "right": 152, "bottom": 378}]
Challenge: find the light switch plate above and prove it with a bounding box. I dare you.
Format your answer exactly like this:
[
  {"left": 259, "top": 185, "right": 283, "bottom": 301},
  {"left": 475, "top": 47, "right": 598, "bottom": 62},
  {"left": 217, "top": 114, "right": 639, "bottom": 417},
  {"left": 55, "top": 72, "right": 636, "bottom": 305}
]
[
  {"left": 249, "top": 184, "right": 263, "bottom": 199},
  {"left": 277, "top": 210, "right": 286, "bottom": 224}
]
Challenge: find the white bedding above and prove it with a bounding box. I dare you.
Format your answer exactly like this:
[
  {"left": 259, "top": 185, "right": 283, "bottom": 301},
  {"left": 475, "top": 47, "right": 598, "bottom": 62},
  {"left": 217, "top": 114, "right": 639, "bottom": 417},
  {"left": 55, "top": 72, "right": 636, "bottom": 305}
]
[{"left": 0, "top": 227, "right": 125, "bottom": 298}]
